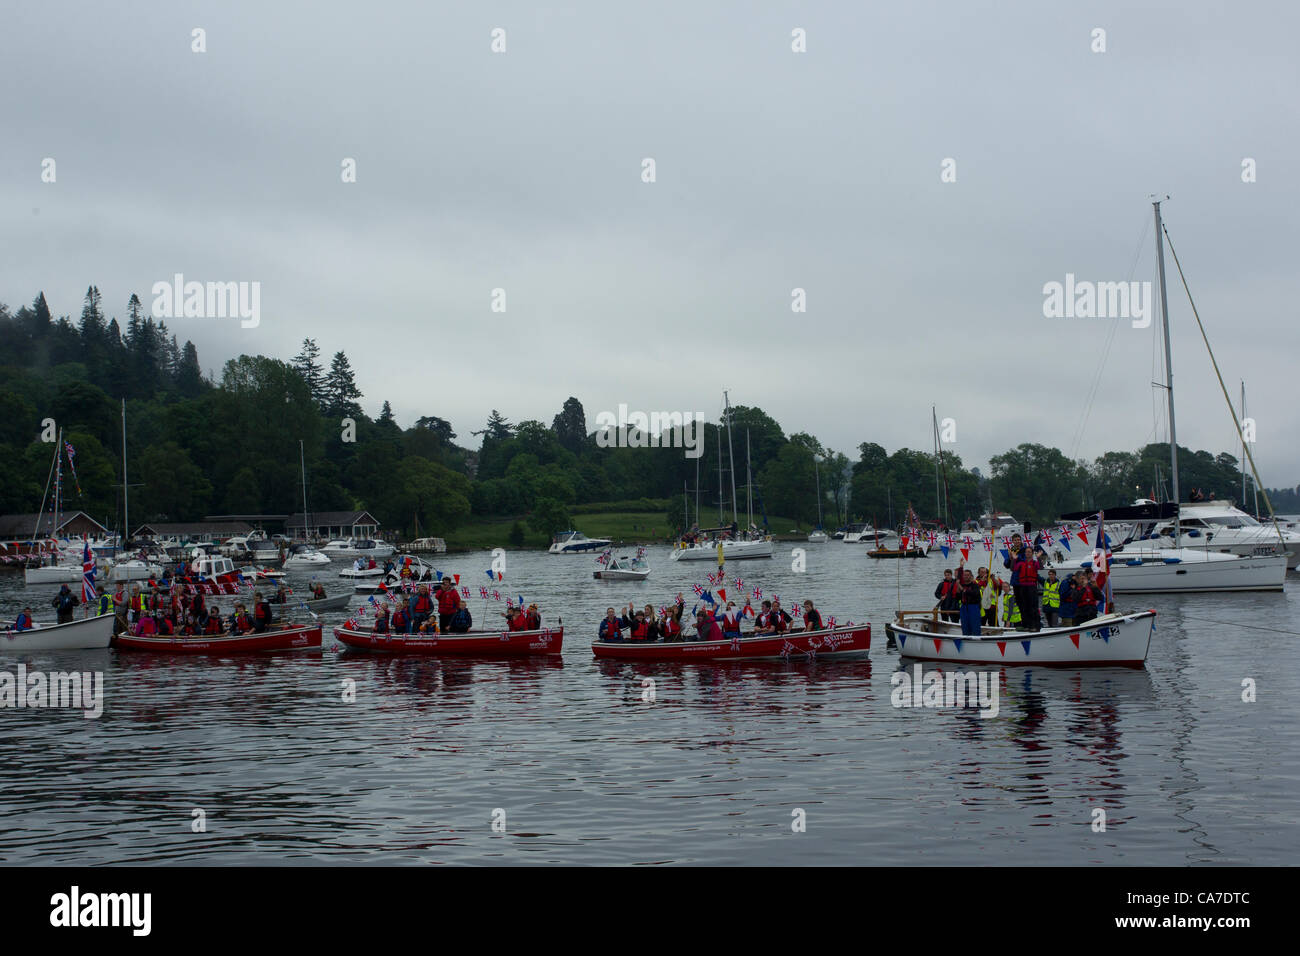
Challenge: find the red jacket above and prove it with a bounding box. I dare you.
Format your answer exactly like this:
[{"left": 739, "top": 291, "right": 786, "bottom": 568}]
[{"left": 437, "top": 589, "right": 459, "bottom": 615}]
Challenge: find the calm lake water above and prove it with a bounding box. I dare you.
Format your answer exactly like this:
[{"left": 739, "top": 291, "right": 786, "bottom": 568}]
[{"left": 2, "top": 544, "right": 1297, "bottom": 865}]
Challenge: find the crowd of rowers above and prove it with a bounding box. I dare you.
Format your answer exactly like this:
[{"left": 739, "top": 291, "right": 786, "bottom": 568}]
[
  {"left": 932, "top": 531, "right": 1109, "bottom": 636},
  {"left": 598, "top": 597, "right": 824, "bottom": 642},
  {"left": 367, "top": 578, "right": 543, "bottom": 635},
  {"left": 105, "top": 579, "right": 330, "bottom": 637}
]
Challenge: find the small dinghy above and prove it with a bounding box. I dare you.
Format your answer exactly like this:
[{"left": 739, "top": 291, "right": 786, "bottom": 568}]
[
  {"left": 591, "top": 624, "right": 871, "bottom": 661},
  {"left": 114, "top": 624, "right": 322, "bottom": 653},
  {"left": 273, "top": 592, "right": 351, "bottom": 619},
  {"left": 339, "top": 564, "right": 383, "bottom": 579},
  {"left": 333, "top": 625, "right": 563, "bottom": 657},
  {"left": 884, "top": 609, "right": 1156, "bottom": 667},
  {"left": 1, "top": 614, "right": 115, "bottom": 651},
  {"left": 867, "top": 545, "right": 927, "bottom": 559}
]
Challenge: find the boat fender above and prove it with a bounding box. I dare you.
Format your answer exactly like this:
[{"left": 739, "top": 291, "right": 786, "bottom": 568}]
[{"left": 1163, "top": 557, "right": 1181, "bottom": 564}]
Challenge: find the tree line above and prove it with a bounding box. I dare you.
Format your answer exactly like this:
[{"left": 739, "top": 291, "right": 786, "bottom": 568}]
[{"left": 0, "top": 288, "right": 1290, "bottom": 542}]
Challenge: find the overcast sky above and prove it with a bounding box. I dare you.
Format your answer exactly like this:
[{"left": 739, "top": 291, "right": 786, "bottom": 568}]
[{"left": 4, "top": 1, "right": 1298, "bottom": 488}]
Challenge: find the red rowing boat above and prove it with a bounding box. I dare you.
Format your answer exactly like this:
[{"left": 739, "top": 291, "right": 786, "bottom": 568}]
[
  {"left": 590, "top": 624, "right": 871, "bottom": 661},
  {"left": 114, "top": 624, "right": 322, "bottom": 653},
  {"left": 333, "top": 625, "right": 564, "bottom": 656}
]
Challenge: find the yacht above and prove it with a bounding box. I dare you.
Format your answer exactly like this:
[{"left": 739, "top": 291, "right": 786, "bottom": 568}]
[
  {"left": 1144, "top": 501, "right": 1300, "bottom": 569},
  {"left": 548, "top": 530, "right": 611, "bottom": 554},
  {"left": 283, "top": 545, "right": 331, "bottom": 569},
  {"left": 320, "top": 537, "right": 396, "bottom": 559}
]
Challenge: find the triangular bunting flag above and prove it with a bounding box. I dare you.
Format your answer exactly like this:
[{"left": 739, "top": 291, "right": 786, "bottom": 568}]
[
  {"left": 1070, "top": 634, "right": 1080, "bottom": 649},
  {"left": 933, "top": 638, "right": 942, "bottom": 652},
  {"left": 940, "top": 544, "right": 950, "bottom": 558},
  {"left": 897, "top": 633, "right": 907, "bottom": 649},
  {"left": 953, "top": 638, "right": 963, "bottom": 651},
  {"left": 1021, "top": 640, "right": 1031, "bottom": 655},
  {"left": 960, "top": 548, "right": 970, "bottom": 561},
  {"left": 996, "top": 641, "right": 1007, "bottom": 656}
]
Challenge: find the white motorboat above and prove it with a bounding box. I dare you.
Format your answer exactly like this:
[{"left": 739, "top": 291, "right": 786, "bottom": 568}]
[
  {"left": 548, "top": 530, "right": 611, "bottom": 554},
  {"left": 670, "top": 536, "right": 774, "bottom": 561},
  {"left": 339, "top": 563, "right": 384, "bottom": 579},
  {"left": 1145, "top": 501, "right": 1300, "bottom": 570},
  {"left": 593, "top": 553, "right": 651, "bottom": 581},
  {"left": 885, "top": 608, "right": 1156, "bottom": 667},
  {"left": 238, "top": 565, "right": 285, "bottom": 581},
  {"left": 107, "top": 555, "right": 165, "bottom": 583},
  {"left": 320, "top": 538, "right": 396, "bottom": 559},
  {"left": 352, "top": 556, "right": 440, "bottom": 593},
  {"left": 807, "top": 530, "right": 829, "bottom": 543},
  {"left": 282, "top": 545, "right": 331, "bottom": 569},
  {"left": 1, "top": 613, "right": 115, "bottom": 651}
]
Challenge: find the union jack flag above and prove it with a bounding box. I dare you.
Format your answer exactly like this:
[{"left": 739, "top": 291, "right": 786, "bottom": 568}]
[
  {"left": 982, "top": 536, "right": 992, "bottom": 551},
  {"left": 492, "top": 589, "right": 500, "bottom": 601},
  {"left": 480, "top": 586, "right": 489, "bottom": 598},
  {"left": 752, "top": 586, "right": 762, "bottom": 599},
  {"left": 460, "top": 586, "right": 470, "bottom": 598},
  {"left": 826, "top": 616, "right": 836, "bottom": 628},
  {"left": 733, "top": 578, "right": 743, "bottom": 589},
  {"left": 81, "top": 539, "right": 96, "bottom": 604},
  {"left": 693, "top": 583, "right": 704, "bottom": 596}
]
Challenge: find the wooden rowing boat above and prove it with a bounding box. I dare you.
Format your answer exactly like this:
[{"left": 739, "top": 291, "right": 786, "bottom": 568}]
[
  {"left": 590, "top": 624, "right": 871, "bottom": 661},
  {"left": 1, "top": 613, "right": 115, "bottom": 651},
  {"left": 884, "top": 608, "right": 1156, "bottom": 667},
  {"left": 333, "top": 625, "right": 563, "bottom": 656},
  {"left": 114, "top": 624, "right": 322, "bottom": 653}
]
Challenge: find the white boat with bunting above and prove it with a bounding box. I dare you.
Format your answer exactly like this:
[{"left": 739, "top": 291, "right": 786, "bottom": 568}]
[{"left": 884, "top": 608, "right": 1157, "bottom": 667}]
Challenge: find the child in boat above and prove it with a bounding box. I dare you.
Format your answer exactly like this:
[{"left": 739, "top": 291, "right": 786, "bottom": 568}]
[
  {"left": 252, "top": 592, "right": 273, "bottom": 633},
  {"left": 720, "top": 603, "right": 742, "bottom": 640},
  {"left": 390, "top": 603, "right": 412, "bottom": 633},
  {"left": 525, "top": 603, "right": 542, "bottom": 630},
  {"left": 230, "top": 604, "right": 254, "bottom": 634},
  {"left": 372, "top": 607, "right": 391, "bottom": 633},
  {"left": 12, "top": 607, "right": 34, "bottom": 632},
  {"left": 659, "top": 606, "right": 682, "bottom": 641},
  {"left": 133, "top": 614, "right": 158, "bottom": 637},
  {"left": 448, "top": 597, "right": 472, "bottom": 633},
  {"left": 802, "top": 601, "right": 823, "bottom": 631},
  {"left": 769, "top": 599, "right": 792, "bottom": 634},
  {"left": 693, "top": 610, "right": 722, "bottom": 642},
  {"left": 753, "top": 600, "right": 775, "bottom": 635},
  {"left": 504, "top": 606, "right": 529, "bottom": 632}
]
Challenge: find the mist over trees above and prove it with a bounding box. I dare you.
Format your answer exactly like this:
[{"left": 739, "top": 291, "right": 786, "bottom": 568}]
[{"left": 0, "top": 287, "right": 1281, "bottom": 538}]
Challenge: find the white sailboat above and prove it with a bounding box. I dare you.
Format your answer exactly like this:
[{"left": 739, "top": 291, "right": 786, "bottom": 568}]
[
  {"left": 808, "top": 455, "right": 828, "bottom": 542},
  {"left": 24, "top": 430, "right": 85, "bottom": 585},
  {"left": 1054, "top": 200, "right": 1286, "bottom": 593},
  {"left": 283, "top": 443, "right": 332, "bottom": 569}
]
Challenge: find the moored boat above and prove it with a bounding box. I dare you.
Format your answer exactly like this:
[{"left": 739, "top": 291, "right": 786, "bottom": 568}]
[
  {"left": 273, "top": 591, "right": 351, "bottom": 618},
  {"left": 114, "top": 624, "right": 322, "bottom": 653},
  {"left": 1, "top": 613, "right": 115, "bottom": 651},
  {"left": 591, "top": 624, "right": 871, "bottom": 661},
  {"left": 593, "top": 550, "right": 650, "bottom": 581},
  {"left": 884, "top": 609, "right": 1156, "bottom": 667},
  {"left": 669, "top": 536, "right": 774, "bottom": 561},
  {"left": 548, "top": 530, "right": 611, "bottom": 554},
  {"left": 333, "top": 624, "right": 563, "bottom": 656},
  {"left": 867, "top": 545, "right": 927, "bottom": 559}
]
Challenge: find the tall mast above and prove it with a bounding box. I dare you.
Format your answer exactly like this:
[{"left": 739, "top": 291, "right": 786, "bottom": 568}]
[
  {"left": 694, "top": 453, "right": 700, "bottom": 525},
  {"left": 815, "top": 455, "right": 822, "bottom": 527},
  {"left": 1240, "top": 381, "right": 1246, "bottom": 509},
  {"left": 1153, "top": 199, "right": 1180, "bottom": 546},
  {"left": 121, "top": 401, "right": 128, "bottom": 545},
  {"left": 300, "top": 439, "right": 310, "bottom": 540},
  {"left": 723, "top": 391, "right": 738, "bottom": 526},
  {"left": 932, "top": 407, "right": 941, "bottom": 521},
  {"left": 55, "top": 426, "right": 63, "bottom": 536},
  {"left": 716, "top": 424, "right": 723, "bottom": 523}
]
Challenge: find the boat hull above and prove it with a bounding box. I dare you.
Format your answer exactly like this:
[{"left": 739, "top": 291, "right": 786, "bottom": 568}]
[
  {"left": 273, "top": 593, "right": 351, "bottom": 617},
  {"left": 1054, "top": 549, "right": 1286, "bottom": 592},
  {"left": 1, "top": 614, "right": 115, "bottom": 651},
  {"left": 593, "top": 569, "right": 651, "bottom": 580},
  {"left": 23, "top": 565, "right": 82, "bottom": 585},
  {"left": 114, "top": 625, "right": 322, "bottom": 653},
  {"left": 669, "top": 540, "right": 774, "bottom": 561},
  {"left": 885, "top": 611, "right": 1155, "bottom": 667},
  {"left": 591, "top": 624, "right": 870, "bottom": 661},
  {"left": 333, "top": 625, "right": 563, "bottom": 656}
]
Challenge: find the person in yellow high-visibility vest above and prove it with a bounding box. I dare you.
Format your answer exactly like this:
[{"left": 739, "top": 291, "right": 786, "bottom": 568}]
[
  {"left": 1001, "top": 585, "right": 1021, "bottom": 628},
  {"left": 1041, "top": 568, "right": 1061, "bottom": 628}
]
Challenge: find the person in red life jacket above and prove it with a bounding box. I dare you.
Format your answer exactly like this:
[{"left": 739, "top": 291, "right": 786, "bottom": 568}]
[
  {"left": 802, "top": 600, "right": 823, "bottom": 631},
  {"left": 156, "top": 613, "right": 174, "bottom": 636},
  {"left": 204, "top": 606, "right": 225, "bottom": 635},
  {"left": 693, "top": 609, "right": 722, "bottom": 642},
  {"left": 959, "top": 568, "right": 983, "bottom": 636},
  {"left": 230, "top": 603, "right": 254, "bottom": 634},
  {"left": 598, "top": 607, "right": 624, "bottom": 642},
  {"left": 934, "top": 569, "right": 961, "bottom": 623},
  {"left": 524, "top": 603, "right": 542, "bottom": 630},
  {"left": 626, "top": 608, "right": 653, "bottom": 641},
  {"left": 372, "top": 607, "right": 390, "bottom": 634},
  {"left": 1006, "top": 535, "right": 1043, "bottom": 632},
  {"left": 412, "top": 585, "right": 434, "bottom": 630},
  {"left": 133, "top": 614, "right": 158, "bottom": 637},
  {"left": 12, "top": 607, "right": 35, "bottom": 632},
  {"left": 390, "top": 603, "right": 412, "bottom": 634},
  {"left": 769, "top": 599, "right": 792, "bottom": 634},
  {"left": 719, "top": 602, "right": 742, "bottom": 640},
  {"left": 436, "top": 579, "right": 459, "bottom": 631},
  {"left": 659, "top": 606, "right": 682, "bottom": 642},
  {"left": 252, "top": 591, "right": 274, "bottom": 633},
  {"left": 190, "top": 590, "right": 206, "bottom": 622},
  {"left": 1073, "top": 570, "right": 1104, "bottom": 624},
  {"left": 367, "top": 557, "right": 377, "bottom": 570},
  {"left": 753, "top": 600, "right": 776, "bottom": 635}
]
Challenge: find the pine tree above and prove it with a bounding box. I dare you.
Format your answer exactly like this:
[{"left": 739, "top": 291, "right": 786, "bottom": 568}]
[
  {"left": 293, "top": 338, "right": 325, "bottom": 405},
  {"left": 323, "top": 350, "right": 362, "bottom": 417}
]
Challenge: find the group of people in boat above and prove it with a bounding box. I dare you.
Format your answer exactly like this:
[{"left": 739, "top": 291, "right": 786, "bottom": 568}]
[
  {"left": 933, "top": 532, "right": 1108, "bottom": 636},
  {"left": 367, "top": 579, "right": 537, "bottom": 636},
  {"left": 597, "top": 597, "right": 824, "bottom": 642},
  {"left": 110, "top": 581, "right": 292, "bottom": 637}
]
